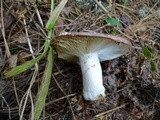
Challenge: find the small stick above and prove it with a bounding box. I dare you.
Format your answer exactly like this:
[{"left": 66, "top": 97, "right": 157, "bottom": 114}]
[
  {"left": 2, "top": 96, "right": 11, "bottom": 119},
  {"left": 0, "top": 0, "right": 11, "bottom": 58},
  {"left": 93, "top": 0, "right": 111, "bottom": 17},
  {"left": 94, "top": 103, "right": 127, "bottom": 118}
]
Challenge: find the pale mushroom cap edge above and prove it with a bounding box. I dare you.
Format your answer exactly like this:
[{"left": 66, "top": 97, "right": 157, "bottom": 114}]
[{"left": 51, "top": 32, "right": 132, "bottom": 62}]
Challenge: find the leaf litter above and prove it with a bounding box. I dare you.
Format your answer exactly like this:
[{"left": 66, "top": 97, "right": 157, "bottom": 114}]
[{"left": 0, "top": 0, "right": 160, "bottom": 119}]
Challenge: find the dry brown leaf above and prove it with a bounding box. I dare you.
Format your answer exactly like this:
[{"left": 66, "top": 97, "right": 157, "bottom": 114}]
[
  {"left": 16, "top": 8, "right": 28, "bottom": 20},
  {"left": 17, "top": 54, "right": 26, "bottom": 63},
  {"left": 54, "top": 16, "right": 64, "bottom": 36},
  {"left": 131, "top": 107, "right": 144, "bottom": 119},
  {"left": 62, "top": 7, "right": 72, "bottom": 16},
  {"left": 7, "top": 54, "right": 18, "bottom": 68},
  {"left": 10, "top": 32, "right": 28, "bottom": 43}
]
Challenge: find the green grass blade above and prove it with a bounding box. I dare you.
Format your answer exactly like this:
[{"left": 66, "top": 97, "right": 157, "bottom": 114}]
[
  {"left": 4, "top": 40, "right": 50, "bottom": 78},
  {"left": 45, "top": 0, "right": 68, "bottom": 30},
  {"left": 34, "top": 47, "right": 53, "bottom": 120},
  {"left": 50, "top": 0, "right": 54, "bottom": 14},
  {"left": 4, "top": 53, "right": 45, "bottom": 78}
]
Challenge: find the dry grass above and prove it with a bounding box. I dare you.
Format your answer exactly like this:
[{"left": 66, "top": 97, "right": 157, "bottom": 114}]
[{"left": 0, "top": 0, "right": 160, "bottom": 119}]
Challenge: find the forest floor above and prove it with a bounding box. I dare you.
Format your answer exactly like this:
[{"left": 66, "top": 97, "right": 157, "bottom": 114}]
[{"left": 0, "top": 0, "right": 160, "bottom": 120}]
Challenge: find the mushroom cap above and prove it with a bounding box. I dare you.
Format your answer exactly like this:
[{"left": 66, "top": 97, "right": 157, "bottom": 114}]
[{"left": 51, "top": 32, "right": 132, "bottom": 62}]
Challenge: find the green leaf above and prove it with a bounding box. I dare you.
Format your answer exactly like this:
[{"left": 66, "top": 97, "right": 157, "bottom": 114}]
[
  {"left": 34, "top": 47, "right": 53, "bottom": 120},
  {"left": 105, "top": 17, "right": 123, "bottom": 27},
  {"left": 143, "top": 47, "right": 152, "bottom": 59},
  {"left": 122, "top": 0, "right": 129, "bottom": 6},
  {"left": 150, "top": 60, "right": 157, "bottom": 72},
  {"left": 102, "top": 2, "right": 109, "bottom": 7},
  {"left": 45, "top": 0, "right": 68, "bottom": 30}
]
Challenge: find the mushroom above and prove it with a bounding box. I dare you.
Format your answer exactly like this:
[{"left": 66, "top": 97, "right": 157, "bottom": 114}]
[{"left": 52, "top": 32, "right": 132, "bottom": 101}]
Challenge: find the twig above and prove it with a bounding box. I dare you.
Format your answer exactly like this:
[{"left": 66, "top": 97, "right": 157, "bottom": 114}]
[
  {"left": 12, "top": 77, "right": 20, "bottom": 105},
  {"left": 19, "top": 70, "right": 38, "bottom": 120},
  {"left": 0, "top": 0, "right": 11, "bottom": 58},
  {"left": 94, "top": 103, "right": 128, "bottom": 118},
  {"left": 45, "top": 93, "right": 77, "bottom": 106},
  {"left": 115, "top": 3, "right": 136, "bottom": 13},
  {"left": 19, "top": 5, "right": 39, "bottom": 119},
  {"left": 34, "top": 5, "right": 44, "bottom": 27},
  {"left": 2, "top": 96, "right": 11, "bottom": 119},
  {"left": 93, "top": 0, "right": 111, "bottom": 17}
]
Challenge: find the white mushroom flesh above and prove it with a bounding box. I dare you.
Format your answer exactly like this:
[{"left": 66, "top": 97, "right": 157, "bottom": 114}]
[{"left": 79, "top": 53, "right": 105, "bottom": 101}]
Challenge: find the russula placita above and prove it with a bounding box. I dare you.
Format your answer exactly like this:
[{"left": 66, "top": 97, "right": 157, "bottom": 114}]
[{"left": 51, "top": 32, "right": 132, "bottom": 101}]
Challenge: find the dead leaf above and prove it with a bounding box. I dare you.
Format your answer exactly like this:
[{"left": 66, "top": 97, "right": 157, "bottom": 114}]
[
  {"left": 9, "top": 33, "right": 28, "bottom": 43},
  {"left": 54, "top": 16, "right": 64, "bottom": 36},
  {"left": 62, "top": 7, "right": 72, "bottom": 16},
  {"left": 17, "top": 54, "right": 26, "bottom": 63},
  {"left": 71, "top": 96, "right": 78, "bottom": 104},
  {"left": 131, "top": 107, "right": 144, "bottom": 119},
  {"left": 7, "top": 54, "right": 18, "bottom": 68},
  {"left": 120, "top": 14, "right": 133, "bottom": 26},
  {"left": 107, "top": 74, "right": 117, "bottom": 88}
]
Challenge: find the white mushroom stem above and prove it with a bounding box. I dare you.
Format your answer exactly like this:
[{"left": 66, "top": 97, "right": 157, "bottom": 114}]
[{"left": 79, "top": 53, "right": 105, "bottom": 101}]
